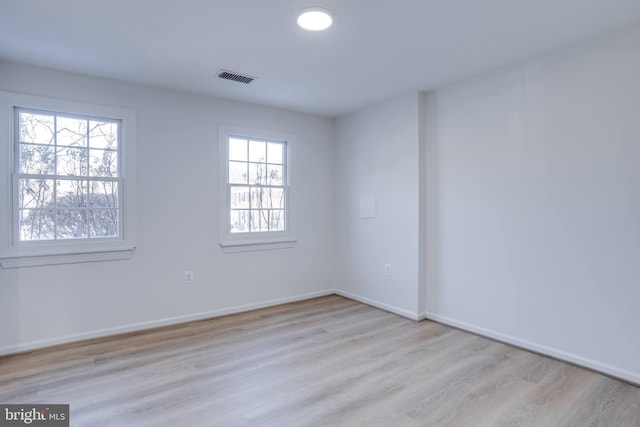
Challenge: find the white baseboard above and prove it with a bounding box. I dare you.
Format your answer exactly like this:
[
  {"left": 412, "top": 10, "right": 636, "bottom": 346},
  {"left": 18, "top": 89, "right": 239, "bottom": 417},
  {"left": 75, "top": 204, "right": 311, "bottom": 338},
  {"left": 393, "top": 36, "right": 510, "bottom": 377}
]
[
  {"left": 3, "top": 289, "right": 637, "bottom": 387},
  {"left": 335, "top": 290, "right": 422, "bottom": 321},
  {"left": 423, "top": 311, "right": 640, "bottom": 387},
  {"left": 0, "top": 289, "right": 335, "bottom": 356}
]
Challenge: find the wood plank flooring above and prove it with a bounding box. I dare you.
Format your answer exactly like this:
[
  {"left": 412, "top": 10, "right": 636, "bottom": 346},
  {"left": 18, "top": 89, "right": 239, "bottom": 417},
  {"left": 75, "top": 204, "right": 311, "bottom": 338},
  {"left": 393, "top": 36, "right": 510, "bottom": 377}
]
[{"left": 1, "top": 295, "right": 638, "bottom": 426}]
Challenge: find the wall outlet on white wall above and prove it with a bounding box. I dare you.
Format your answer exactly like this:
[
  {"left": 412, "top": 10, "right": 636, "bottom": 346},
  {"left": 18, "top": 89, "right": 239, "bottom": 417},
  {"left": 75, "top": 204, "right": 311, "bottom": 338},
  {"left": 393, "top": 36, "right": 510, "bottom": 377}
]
[
  {"left": 184, "top": 270, "right": 194, "bottom": 284},
  {"left": 385, "top": 264, "right": 392, "bottom": 276}
]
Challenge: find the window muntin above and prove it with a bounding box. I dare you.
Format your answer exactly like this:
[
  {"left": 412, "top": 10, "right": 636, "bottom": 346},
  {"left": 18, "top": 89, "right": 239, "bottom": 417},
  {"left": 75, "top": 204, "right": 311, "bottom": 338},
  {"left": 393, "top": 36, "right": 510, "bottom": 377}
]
[
  {"left": 228, "top": 136, "right": 287, "bottom": 234},
  {"left": 15, "top": 108, "right": 121, "bottom": 242}
]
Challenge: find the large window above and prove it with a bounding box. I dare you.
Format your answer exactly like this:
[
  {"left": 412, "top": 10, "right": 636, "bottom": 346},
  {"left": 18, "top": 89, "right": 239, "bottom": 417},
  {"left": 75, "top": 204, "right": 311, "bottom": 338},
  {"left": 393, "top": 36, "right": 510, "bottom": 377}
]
[
  {"left": 16, "top": 109, "right": 120, "bottom": 241},
  {"left": 219, "top": 125, "right": 297, "bottom": 252},
  {"left": 0, "top": 91, "right": 136, "bottom": 268}
]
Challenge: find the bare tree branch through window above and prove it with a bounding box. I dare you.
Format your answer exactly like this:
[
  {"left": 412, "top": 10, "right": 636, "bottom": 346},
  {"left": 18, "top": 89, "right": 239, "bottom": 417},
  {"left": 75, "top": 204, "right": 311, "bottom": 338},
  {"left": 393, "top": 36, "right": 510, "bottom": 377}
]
[
  {"left": 228, "top": 137, "right": 286, "bottom": 233},
  {"left": 17, "top": 109, "right": 120, "bottom": 241}
]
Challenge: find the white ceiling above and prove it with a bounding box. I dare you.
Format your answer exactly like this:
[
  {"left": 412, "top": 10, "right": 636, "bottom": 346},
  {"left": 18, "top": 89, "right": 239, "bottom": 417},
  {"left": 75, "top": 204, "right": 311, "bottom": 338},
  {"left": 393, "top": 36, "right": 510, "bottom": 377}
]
[{"left": 2, "top": 0, "right": 640, "bottom": 117}]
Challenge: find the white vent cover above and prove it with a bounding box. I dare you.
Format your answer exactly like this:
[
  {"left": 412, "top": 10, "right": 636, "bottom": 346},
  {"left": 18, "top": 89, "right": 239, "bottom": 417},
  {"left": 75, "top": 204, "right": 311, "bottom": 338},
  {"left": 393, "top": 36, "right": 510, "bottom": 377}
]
[{"left": 217, "top": 70, "right": 255, "bottom": 84}]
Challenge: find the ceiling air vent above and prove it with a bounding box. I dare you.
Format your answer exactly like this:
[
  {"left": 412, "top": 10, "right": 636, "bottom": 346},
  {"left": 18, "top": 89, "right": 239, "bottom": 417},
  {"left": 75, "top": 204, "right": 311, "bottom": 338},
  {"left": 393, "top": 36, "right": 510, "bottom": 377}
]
[{"left": 217, "top": 69, "right": 255, "bottom": 84}]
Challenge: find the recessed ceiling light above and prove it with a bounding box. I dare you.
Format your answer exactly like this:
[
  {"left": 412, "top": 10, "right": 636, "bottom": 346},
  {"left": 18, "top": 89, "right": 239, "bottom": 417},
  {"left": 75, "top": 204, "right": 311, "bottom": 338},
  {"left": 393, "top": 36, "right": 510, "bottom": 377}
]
[{"left": 297, "top": 7, "right": 333, "bottom": 31}]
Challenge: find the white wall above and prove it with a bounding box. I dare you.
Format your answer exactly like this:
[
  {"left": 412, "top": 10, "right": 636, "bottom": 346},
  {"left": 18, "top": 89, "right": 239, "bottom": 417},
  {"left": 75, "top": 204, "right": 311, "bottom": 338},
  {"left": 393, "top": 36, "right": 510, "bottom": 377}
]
[
  {"left": 335, "top": 93, "right": 423, "bottom": 318},
  {"left": 0, "top": 61, "right": 336, "bottom": 354},
  {"left": 425, "top": 24, "right": 640, "bottom": 383}
]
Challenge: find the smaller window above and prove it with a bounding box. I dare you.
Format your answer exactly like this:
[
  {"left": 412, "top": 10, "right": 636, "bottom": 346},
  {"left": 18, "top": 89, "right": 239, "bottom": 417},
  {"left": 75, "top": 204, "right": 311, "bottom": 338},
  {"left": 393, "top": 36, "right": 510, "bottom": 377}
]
[{"left": 219, "top": 125, "right": 297, "bottom": 253}]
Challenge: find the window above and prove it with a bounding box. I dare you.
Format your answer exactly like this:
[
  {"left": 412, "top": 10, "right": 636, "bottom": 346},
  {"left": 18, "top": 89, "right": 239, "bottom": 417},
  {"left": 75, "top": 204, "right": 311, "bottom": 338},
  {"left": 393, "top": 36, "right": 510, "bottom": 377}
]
[
  {"left": 16, "top": 109, "right": 120, "bottom": 241},
  {"left": 228, "top": 136, "right": 286, "bottom": 233},
  {"left": 0, "top": 91, "right": 136, "bottom": 268},
  {"left": 219, "top": 125, "right": 297, "bottom": 253}
]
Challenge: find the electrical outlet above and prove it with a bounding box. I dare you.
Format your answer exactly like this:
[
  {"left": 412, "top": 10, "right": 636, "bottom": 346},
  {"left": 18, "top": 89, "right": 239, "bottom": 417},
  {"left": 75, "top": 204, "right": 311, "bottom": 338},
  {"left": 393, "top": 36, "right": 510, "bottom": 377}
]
[
  {"left": 184, "top": 270, "right": 194, "bottom": 284},
  {"left": 385, "top": 264, "right": 392, "bottom": 276}
]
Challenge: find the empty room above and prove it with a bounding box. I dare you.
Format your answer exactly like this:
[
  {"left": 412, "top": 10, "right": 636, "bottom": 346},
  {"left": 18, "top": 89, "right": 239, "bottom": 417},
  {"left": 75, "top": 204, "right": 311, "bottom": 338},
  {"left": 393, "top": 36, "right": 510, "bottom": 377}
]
[{"left": 1, "top": 1, "right": 639, "bottom": 426}]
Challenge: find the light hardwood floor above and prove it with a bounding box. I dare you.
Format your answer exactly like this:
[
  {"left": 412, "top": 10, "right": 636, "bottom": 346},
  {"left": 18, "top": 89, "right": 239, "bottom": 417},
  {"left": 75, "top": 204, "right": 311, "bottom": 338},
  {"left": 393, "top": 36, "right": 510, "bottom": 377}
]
[{"left": 1, "top": 295, "right": 638, "bottom": 426}]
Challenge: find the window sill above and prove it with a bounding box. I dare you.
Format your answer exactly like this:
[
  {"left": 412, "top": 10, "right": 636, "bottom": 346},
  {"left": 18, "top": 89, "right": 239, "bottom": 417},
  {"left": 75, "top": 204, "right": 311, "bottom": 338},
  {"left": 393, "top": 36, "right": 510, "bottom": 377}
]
[
  {"left": 0, "top": 248, "right": 135, "bottom": 268},
  {"left": 220, "top": 240, "right": 296, "bottom": 254}
]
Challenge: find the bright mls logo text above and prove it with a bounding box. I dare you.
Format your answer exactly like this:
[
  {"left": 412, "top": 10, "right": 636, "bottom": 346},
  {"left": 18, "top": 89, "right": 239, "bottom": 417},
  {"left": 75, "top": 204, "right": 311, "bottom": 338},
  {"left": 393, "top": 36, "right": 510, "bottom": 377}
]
[{"left": 1, "top": 404, "right": 69, "bottom": 426}]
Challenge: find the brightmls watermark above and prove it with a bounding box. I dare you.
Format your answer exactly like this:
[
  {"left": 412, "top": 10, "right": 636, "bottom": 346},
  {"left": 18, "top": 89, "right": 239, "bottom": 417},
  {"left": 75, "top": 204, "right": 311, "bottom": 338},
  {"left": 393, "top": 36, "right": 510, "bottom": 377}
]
[{"left": 0, "top": 405, "right": 68, "bottom": 426}]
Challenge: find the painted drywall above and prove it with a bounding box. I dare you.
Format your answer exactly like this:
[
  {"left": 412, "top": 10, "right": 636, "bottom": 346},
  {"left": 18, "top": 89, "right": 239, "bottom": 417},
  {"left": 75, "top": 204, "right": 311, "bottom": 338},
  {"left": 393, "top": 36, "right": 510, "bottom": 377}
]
[
  {"left": 335, "top": 93, "right": 422, "bottom": 318},
  {"left": 425, "top": 24, "right": 640, "bottom": 382},
  {"left": 0, "top": 61, "right": 336, "bottom": 353}
]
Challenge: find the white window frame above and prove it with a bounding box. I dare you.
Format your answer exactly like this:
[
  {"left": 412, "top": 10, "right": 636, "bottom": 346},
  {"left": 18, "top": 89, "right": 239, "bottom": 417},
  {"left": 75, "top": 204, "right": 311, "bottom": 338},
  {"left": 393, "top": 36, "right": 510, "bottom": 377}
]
[
  {"left": 219, "top": 124, "right": 297, "bottom": 253},
  {"left": 0, "top": 91, "right": 136, "bottom": 268}
]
